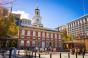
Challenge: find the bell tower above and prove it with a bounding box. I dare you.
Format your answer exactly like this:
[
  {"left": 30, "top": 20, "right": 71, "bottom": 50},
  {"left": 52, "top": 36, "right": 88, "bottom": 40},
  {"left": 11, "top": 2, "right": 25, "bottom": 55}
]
[{"left": 31, "top": 0, "right": 43, "bottom": 27}]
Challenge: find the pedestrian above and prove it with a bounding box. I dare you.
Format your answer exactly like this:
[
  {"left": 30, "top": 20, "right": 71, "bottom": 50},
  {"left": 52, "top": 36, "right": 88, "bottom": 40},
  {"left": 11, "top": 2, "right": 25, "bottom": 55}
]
[{"left": 82, "top": 48, "right": 85, "bottom": 55}]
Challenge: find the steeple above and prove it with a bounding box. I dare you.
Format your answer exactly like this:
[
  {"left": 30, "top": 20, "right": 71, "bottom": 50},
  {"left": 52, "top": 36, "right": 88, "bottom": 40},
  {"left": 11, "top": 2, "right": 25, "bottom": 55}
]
[
  {"left": 35, "top": 6, "right": 40, "bottom": 16},
  {"left": 31, "top": 0, "right": 43, "bottom": 27}
]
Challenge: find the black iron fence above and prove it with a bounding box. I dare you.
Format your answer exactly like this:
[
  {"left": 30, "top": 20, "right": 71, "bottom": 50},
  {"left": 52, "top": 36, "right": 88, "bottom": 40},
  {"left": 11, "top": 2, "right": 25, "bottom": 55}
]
[{"left": 0, "top": 50, "right": 88, "bottom": 58}]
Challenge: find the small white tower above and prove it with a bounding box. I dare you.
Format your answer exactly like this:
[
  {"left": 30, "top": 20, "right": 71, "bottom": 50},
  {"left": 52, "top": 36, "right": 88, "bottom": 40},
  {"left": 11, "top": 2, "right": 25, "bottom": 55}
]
[{"left": 31, "top": 6, "right": 43, "bottom": 27}]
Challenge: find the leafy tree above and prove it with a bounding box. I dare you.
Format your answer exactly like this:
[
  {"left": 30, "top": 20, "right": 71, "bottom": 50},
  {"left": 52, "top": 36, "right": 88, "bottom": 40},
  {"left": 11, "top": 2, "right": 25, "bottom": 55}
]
[
  {"left": 60, "top": 31, "right": 73, "bottom": 42},
  {"left": 7, "top": 14, "right": 18, "bottom": 36},
  {"left": 0, "top": 16, "right": 7, "bottom": 36},
  {"left": 0, "top": 13, "right": 18, "bottom": 36}
]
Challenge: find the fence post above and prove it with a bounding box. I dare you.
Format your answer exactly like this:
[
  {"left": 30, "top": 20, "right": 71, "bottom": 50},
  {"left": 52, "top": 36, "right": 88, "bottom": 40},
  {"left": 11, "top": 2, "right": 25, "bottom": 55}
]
[
  {"left": 83, "top": 54, "right": 84, "bottom": 58},
  {"left": 9, "top": 49, "right": 12, "bottom": 58},
  {"left": 39, "top": 53, "right": 41, "bottom": 58},
  {"left": 76, "top": 53, "right": 77, "bottom": 58},
  {"left": 35, "top": 52, "right": 36, "bottom": 58},
  {"left": 60, "top": 53, "right": 61, "bottom": 58},
  {"left": 32, "top": 51, "right": 33, "bottom": 57},
  {"left": 2, "top": 52, "right": 5, "bottom": 58},
  {"left": 68, "top": 53, "right": 70, "bottom": 58},
  {"left": 18, "top": 50, "right": 20, "bottom": 55},
  {"left": 50, "top": 53, "right": 52, "bottom": 58}
]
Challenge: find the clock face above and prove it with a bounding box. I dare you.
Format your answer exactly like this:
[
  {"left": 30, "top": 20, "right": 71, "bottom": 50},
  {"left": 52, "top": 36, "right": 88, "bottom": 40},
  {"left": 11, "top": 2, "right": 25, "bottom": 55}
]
[{"left": 37, "top": 19, "right": 39, "bottom": 21}]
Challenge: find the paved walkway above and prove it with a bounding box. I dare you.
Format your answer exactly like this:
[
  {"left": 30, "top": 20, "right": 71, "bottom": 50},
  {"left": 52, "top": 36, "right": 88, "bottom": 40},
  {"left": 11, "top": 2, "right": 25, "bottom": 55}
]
[
  {"left": 40, "top": 52, "right": 88, "bottom": 58},
  {"left": 0, "top": 52, "right": 88, "bottom": 58}
]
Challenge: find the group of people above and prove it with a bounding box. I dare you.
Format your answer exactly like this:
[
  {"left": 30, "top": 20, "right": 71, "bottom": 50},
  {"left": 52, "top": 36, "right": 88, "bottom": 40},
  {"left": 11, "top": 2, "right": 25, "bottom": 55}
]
[{"left": 70, "top": 48, "right": 86, "bottom": 55}]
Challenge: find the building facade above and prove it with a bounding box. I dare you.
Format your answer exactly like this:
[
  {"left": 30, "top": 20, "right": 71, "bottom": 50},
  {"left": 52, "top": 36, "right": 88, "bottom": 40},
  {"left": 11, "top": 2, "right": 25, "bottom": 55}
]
[
  {"left": 58, "top": 14, "right": 88, "bottom": 39},
  {"left": 17, "top": 6, "right": 62, "bottom": 50},
  {"left": 57, "top": 14, "right": 88, "bottom": 50},
  {"left": 18, "top": 26, "right": 61, "bottom": 49},
  {"left": 20, "top": 19, "right": 31, "bottom": 27},
  {"left": 31, "top": 6, "right": 43, "bottom": 27},
  {"left": 67, "top": 14, "right": 88, "bottom": 39}
]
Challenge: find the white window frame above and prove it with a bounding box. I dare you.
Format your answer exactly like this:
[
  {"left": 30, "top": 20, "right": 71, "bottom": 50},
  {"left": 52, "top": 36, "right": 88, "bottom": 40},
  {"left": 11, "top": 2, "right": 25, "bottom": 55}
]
[
  {"left": 26, "top": 41, "right": 30, "bottom": 46},
  {"left": 33, "top": 31, "right": 36, "bottom": 36},
  {"left": 21, "top": 30, "right": 25, "bottom": 35},
  {"left": 42, "top": 32, "right": 45, "bottom": 37},
  {"left": 55, "top": 34, "right": 57, "bottom": 38},
  {"left": 87, "top": 18, "right": 88, "bottom": 21},
  {"left": 46, "top": 33, "right": 49, "bottom": 38},
  {"left": 20, "top": 40, "right": 24, "bottom": 46},
  {"left": 51, "top": 33, "right": 53, "bottom": 38},
  {"left": 83, "top": 19, "right": 86, "bottom": 23},
  {"left": 32, "top": 41, "right": 35, "bottom": 46},
  {"left": 27, "top": 31, "right": 30, "bottom": 36},
  {"left": 38, "top": 32, "right": 41, "bottom": 37}
]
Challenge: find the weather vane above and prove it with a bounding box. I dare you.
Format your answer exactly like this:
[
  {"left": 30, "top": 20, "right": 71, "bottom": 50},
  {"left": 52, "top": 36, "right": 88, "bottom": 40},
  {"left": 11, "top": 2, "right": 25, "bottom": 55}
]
[{"left": 35, "top": 0, "right": 39, "bottom": 8}]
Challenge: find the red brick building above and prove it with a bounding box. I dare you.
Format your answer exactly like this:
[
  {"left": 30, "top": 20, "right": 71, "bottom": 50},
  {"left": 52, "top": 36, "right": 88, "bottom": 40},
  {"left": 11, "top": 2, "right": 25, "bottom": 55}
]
[{"left": 18, "top": 26, "right": 61, "bottom": 50}]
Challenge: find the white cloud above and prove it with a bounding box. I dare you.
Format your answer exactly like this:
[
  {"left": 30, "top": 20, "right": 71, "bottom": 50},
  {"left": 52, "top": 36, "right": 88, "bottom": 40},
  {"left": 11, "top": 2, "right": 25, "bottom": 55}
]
[{"left": 12, "top": 10, "right": 30, "bottom": 19}]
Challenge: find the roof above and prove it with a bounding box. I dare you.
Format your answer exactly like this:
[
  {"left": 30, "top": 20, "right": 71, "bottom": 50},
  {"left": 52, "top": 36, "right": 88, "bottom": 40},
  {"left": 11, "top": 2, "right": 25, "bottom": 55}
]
[
  {"left": 21, "top": 26, "right": 59, "bottom": 32},
  {"left": 67, "top": 14, "right": 88, "bottom": 25}
]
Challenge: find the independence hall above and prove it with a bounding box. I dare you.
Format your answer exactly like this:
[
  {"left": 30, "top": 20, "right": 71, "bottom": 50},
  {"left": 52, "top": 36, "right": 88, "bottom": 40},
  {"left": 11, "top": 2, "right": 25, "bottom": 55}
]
[
  {"left": 18, "top": 26, "right": 61, "bottom": 49},
  {"left": 18, "top": 7, "right": 61, "bottom": 49}
]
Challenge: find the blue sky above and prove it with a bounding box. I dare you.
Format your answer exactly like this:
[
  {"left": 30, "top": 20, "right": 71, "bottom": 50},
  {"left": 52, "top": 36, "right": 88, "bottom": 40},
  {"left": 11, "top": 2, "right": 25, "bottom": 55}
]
[{"left": 12, "top": 0, "right": 88, "bottom": 28}]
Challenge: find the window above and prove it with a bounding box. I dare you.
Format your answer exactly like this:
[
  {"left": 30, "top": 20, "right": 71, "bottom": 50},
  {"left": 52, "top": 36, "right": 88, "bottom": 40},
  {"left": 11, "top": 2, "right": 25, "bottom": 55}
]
[
  {"left": 38, "top": 32, "right": 41, "bottom": 37},
  {"left": 51, "top": 33, "right": 53, "bottom": 38},
  {"left": 86, "top": 32, "right": 88, "bottom": 36},
  {"left": 21, "top": 30, "right": 25, "bottom": 35},
  {"left": 20, "top": 40, "right": 24, "bottom": 46},
  {"left": 83, "top": 19, "right": 86, "bottom": 23},
  {"left": 59, "top": 35, "right": 61, "bottom": 39},
  {"left": 27, "top": 31, "right": 30, "bottom": 36},
  {"left": 77, "top": 21, "right": 79, "bottom": 25},
  {"left": 21, "top": 36, "right": 24, "bottom": 39},
  {"left": 26, "top": 41, "right": 30, "bottom": 46},
  {"left": 55, "top": 34, "right": 57, "bottom": 38},
  {"left": 46, "top": 33, "right": 49, "bottom": 38},
  {"left": 80, "top": 20, "right": 82, "bottom": 24},
  {"left": 42, "top": 32, "right": 45, "bottom": 37},
  {"left": 42, "top": 41, "right": 45, "bottom": 48},
  {"left": 87, "top": 18, "right": 88, "bottom": 22},
  {"left": 33, "top": 31, "right": 36, "bottom": 36},
  {"left": 32, "top": 41, "right": 35, "bottom": 47},
  {"left": 38, "top": 41, "right": 41, "bottom": 47},
  {"left": 42, "top": 38, "right": 45, "bottom": 40},
  {"left": 33, "top": 37, "right": 36, "bottom": 39},
  {"left": 38, "top": 38, "right": 40, "bottom": 39}
]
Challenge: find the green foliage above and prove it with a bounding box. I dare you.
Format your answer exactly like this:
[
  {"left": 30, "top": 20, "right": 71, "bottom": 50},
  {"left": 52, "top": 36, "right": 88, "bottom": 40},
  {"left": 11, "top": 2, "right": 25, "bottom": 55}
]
[
  {"left": 0, "top": 13, "right": 18, "bottom": 36},
  {"left": 61, "top": 31, "right": 73, "bottom": 42}
]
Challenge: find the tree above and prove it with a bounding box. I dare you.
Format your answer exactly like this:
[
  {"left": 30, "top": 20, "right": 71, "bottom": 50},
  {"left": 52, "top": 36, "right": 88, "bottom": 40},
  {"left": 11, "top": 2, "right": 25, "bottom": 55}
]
[
  {"left": 7, "top": 14, "right": 18, "bottom": 36},
  {"left": 60, "top": 31, "right": 73, "bottom": 42},
  {"left": 0, "top": 16, "right": 7, "bottom": 36},
  {"left": 0, "top": 13, "right": 18, "bottom": 37}
]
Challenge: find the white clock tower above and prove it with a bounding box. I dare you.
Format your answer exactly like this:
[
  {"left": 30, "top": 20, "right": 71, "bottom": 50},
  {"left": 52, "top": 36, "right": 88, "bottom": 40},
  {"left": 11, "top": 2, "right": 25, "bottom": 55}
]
[{"left": 31, "top": 6, "right": 43, "bottom": 27}]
